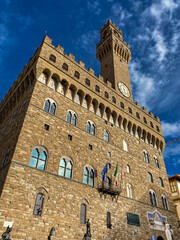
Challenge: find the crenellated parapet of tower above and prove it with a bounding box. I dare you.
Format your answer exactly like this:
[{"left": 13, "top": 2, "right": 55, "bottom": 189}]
[{"left": 96, "top": 19, "right": 131, "bottom": 64}]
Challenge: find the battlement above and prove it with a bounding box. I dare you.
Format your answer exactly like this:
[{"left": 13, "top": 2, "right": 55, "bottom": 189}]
[{"left": 97, "top": 19, "right": 130, "bottom": 49}]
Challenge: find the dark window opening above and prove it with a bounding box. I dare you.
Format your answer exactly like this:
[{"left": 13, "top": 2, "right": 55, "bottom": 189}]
[
  {"left": 68, "top": 135, "right": 72, "bottom": 141},
  {"left": 150, "top": 121, "right": 154, "bottom": 128},
  {"left": 156, "top": 126, "right": 160, "bottom": 132},
  {"left": 85, "top": 78, "right": 90, "bottom": 86},
  {"left": 107, "top": 212, "right": 112, "bottom": 229},
  {"left": 80, "top": 204, "right": 86, "bottom": 224},
  {"left": 89, "top": 144, "right": 93, "bottom": 150},
  {"left": 112, "top": 96, "right": 116, "bottom": 103},
  {"left": 95, "top": 85, "right": 100, "bottom": 93},
  {"left": 143, "top": 117, "right": 147, "bottom": 124},
  {"left": 136, "top": 112, "right": 140, "bottom": 119},
  {"left": 105, "top": 91, "right": 109, "bottom": 99},
  {"left": 128, "top": 107, "right": 132, "bottom": 114},
  {"left": 44, "top": 124, "right": 49, "bottom": 131},
  {"left": 74, "top": 71, "right": 80, "bottom": 79},
  {"left": 120, "top": 102, "right": 124, "bottom": 109},
  {"left": 49, "top": 54, "right": 56, "bottom": 63},
  {"left": 62, "top": 63, "right": 68, "bottom": 71}
]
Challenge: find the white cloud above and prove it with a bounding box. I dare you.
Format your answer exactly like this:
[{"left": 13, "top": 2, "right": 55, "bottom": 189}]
[
  {"left": 0, "top": 23, "right": 9, "bottom": 63},
  {"left": 152, "top": 29, "right": 167, "bottom": 62},
  {"left": 75, "top": 30, "right": 99, "bottom": 51},
  {"left": 161, "top": 121, "right": 180, "bottom": 137},
  {"left": 129, "top": 61, "right": 156, "bottom": 109},
  {"left": 111, "top": 3, "right": 132, "bottom": 25}
]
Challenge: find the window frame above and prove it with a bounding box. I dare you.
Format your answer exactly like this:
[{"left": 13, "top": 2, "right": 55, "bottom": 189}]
[{"left": 33, "top": 193, "right": 44, "bottom": 216}]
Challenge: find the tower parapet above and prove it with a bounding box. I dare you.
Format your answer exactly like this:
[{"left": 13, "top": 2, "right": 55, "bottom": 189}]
[{"left": 96, "top": 19, "right": 132, "bottom": 101}]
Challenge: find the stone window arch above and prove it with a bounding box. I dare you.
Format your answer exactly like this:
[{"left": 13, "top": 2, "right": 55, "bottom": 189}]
[
  {"left": 62, "top": 63, "right": 68, "bottom": 71},
  {"left": 148, "top": 172, "right": 153, "bottom": 183},
  {"left": 83, "top": 165, "right": 94, "bottom": 186},
  {"left": 120, "top": 102, "right": 124, "bottom": 109},
  {"left": 127, "top": 164, "right": 130, "bottom": 173},
  {"left": 49, "top": 54, "right": 56, "bottom": 63},
  {"left": 105, "top": 91, "right": 109, "bottom": 99},
  {"left": 161, "top": 195, "right": 168, "bottom": 210},
  {"left": 123, "top": 140, "right": 128, "bottom": 152},
  {"left": 58, "top": 157, "right": 73, "bottom": 179},
  {"left": 29, "top": 146, "right": 48, "bottom": 170},
  {"left": 80, "top": 203, "right": 86, "bottom": 224},
  {"left": 159, "top": 177, "right": 164, "bottom": 187},
  {"left": 143, "top": 150, "right": 150, "bottom": 163},
  {"left": 66, "top": 110, "right": 77, "bottom": 126},
  {"left": 87, "top": 120, "right": 95, "bottom": 135},
  {"left": 33, "top": 193, "right": 44, "bottom": 216},
  {"left": 74, "top": 71, "right": 80, "bottom": 79},
  {"left": 154, "top": 156, "right": 160, "bottom": 168},
  {"left": 43, "top": 98, "right": 56, "bottom": 115},
  {"left": 127, "top": 183, "right": 133, "bottom": 198},
  {"left": 104, "top": 130, "right": 109, "bottom": 143},
  {"left": 149, "top": 189, "right": 157, "bottom": 207},
  {"left": 112, "top": 96, "right": 116, "bottom": 103},
  {"left": 85, "top": 78, "right": 90, "bottom": 86},
  {"left": 143, "top": 117, "right": 147, "bottom": 124},
  {"left": 128, "top": 107, "right": 132, "bottom": 114}
]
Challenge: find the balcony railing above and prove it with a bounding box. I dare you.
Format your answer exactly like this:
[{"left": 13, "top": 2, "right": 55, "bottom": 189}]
[{"left": 97, "top": 182, "right": 121, "bottom": 196}]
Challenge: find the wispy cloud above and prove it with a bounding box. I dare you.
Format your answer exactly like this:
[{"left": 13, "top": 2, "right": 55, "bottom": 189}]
[
  {"left": 75, "top": 30, "right": 99, "bottom": 51},
  {"left": 161, "top": 121, "right": 180, "bottom": 137},
  {"left": 111, "top": 3, "right": 132, "bottom": 26},
  {"left": 129, "top": 61, "right": 156, "bottom": 109},
  {"left": 87, "top": 0, "right": 101, "bottom": 15}
]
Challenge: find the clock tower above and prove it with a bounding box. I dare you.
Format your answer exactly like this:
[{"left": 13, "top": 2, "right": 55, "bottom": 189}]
[{"left": 96, "top": 20, "right": 133, "bottom": 101}]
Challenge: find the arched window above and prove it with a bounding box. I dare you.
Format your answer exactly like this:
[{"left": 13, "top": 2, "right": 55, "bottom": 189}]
[
  {"left": 80, "top": 204, "right": 86, "bottom": 224},
  {"left": 136, "top": 112, "right": 140, "bottom": 119},
  {"left": 150, "top": 121, "right": 154, "bottom": 128},
  {"left": 66, "top": 110, "right": 77, "bottom": 126},
  {"left": 128, "top": 107, "right": 132, "bottom": 114},
  {"left": 120, "top": 102, "right": 124, "bottom": 109},
  {"left": 149, "top": 190, "right": 157, "bottom": 207},
  {"left": 127, "top": 165, "right": 130, "bottom": 173},
  {"left": 123, "top": 140, "right": 128, "bottom": 152},
  {"left": 156, "top": 126, "right": 160, "bottom": 132},
  {"left": 112, "top": 96, "right": 116, "bottom": 103},
  {"left": 154, "top": 156, "right": 160, "bottom": 168},
  {"left": 143, "top": 150, "right": 150, "bottom": 163},
  {"left": 44, "top": 100, "right": 50, "bottom": 112},
  {"left": 85, "top": 78, "right": 90, "bottom": 86},
  {"left": 71, "top": 114, "right": 77, "bottom": 126},
  {"left": 161, "top": 195, "right": 168, "bottom": 210},
  {"left": 127, "top": 184, "right": 133, "bottom": 198},
  {"left": 74, "top": 71, "right": 80, "bottom": 79},
  {"left": 49, "top": 54, "right": 56, "bottom": 63},
  {"left": 59, "top": 158, "right": 72, "bottom": 179},
  {"left": 86, "top": 121, "right": 95, "bottom": 135},
  {"left": 104, "top": 130, "right": 109, "bottom": 143},
  {"left": 29, "top": 147, "right": 47, "bottom": 170},
  {"left": 44, "top": 99, "right": 56, "bottom": 115},
  {"left": 107, "top": 212, "right": 112, "bottom": 229},
  {"left": 50, "top": 103, "right": 56, "bottom": 115},
  {"left": 159, "top": 177, "right": 164, "bottom": 187},
  {"left": 33, "top": 193, "right": 44, "bottom": 216},
  {"left": 62, "top": 63, "right": 68, "bottom": 71},
  {"left": 105, "top": 91, "right": 109, "bottom": 99},
  {"left": 95, "top": 85, "right": 100, "bottom": 93},
  {"left": 105, "top": 177, "right": 111, "bottom": 189},
  {"left": 148, "top": 172, "right": 153, "bottom": 183},
  {"left": 83, "top": 167, "right": 94, "bottom": 186},
  {"left": 143, "top": 117, "right": 147, "bottom": 124}
]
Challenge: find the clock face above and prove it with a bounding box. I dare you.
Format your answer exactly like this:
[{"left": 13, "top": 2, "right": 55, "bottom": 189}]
[{"left": 118, "top": 82, "right": 130, "bottom": 98}]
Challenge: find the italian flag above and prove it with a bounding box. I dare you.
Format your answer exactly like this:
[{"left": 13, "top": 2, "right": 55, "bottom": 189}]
[{"left": 114, "top": 164, "right": 118, "bottom": 186}]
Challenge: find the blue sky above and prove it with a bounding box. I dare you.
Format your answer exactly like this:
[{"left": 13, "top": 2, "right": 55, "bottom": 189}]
[{"left": 0, "top": 0, "right": 180, "bottom": 176}]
